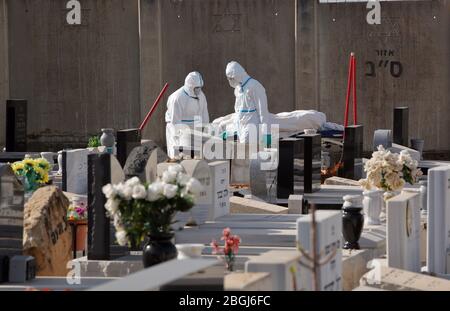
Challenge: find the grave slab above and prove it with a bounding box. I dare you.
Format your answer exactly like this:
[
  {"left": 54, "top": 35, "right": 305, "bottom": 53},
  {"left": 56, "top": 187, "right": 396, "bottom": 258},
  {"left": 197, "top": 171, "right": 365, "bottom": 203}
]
[
  {"left": 230, "top": 196, "right": 288, "bottom": 214},
  {"left": 224, "top": 272, "right": 272, "bottom": 291}
]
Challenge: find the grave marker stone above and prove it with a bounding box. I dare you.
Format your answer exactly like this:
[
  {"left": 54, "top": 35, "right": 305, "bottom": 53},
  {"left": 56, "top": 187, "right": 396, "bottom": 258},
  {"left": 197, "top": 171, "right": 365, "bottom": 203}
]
[
  {"left": 393, "top": 107, "right": 409, "bottom": 147},
  {"left": 5, "top": 99, "right": 27, "bottom": 152},
  {"left": 123, "top": 142, "right": 158, "bottom": 183},
  {"left": 296, "top": 210, "right": 342, "bottom": 291},
  {"left": 62, "top": 149, "right": 89, "bottom": 195},
  {"left": 116, "top": 128, "right": 141, "bottom": 167},
  {"left": 386, "top": 191, "right": 421, "bottom": 272},
  {"left": 0, "top": 164, "right": 25, "bottom": 259},
  {"left": 427, "top": 166, "right": 450, "bottom": 275},
  {"left": 208, "top": 161, "right": 230, "bottom": 220},
  {"left": 373, "top": 129, "right": 392, "bottom": 150},
  {"left": 338, "top": 125, "right": 363, "bottom": 180},
  {"left": 250, "top": 150, "right": 277, "bottom": 203},
  {"left": 178, "top": 160, "right": 212, "bottom": 228}
]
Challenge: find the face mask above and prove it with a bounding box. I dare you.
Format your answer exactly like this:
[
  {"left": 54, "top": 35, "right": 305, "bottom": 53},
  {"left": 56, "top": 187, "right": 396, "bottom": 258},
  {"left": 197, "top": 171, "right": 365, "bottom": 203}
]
[
  {"left": 193, "top": 87, "right": 202, "bottom": 96},
  {"left": 227, "top": 77, "right": 239, "bottom": 88}
]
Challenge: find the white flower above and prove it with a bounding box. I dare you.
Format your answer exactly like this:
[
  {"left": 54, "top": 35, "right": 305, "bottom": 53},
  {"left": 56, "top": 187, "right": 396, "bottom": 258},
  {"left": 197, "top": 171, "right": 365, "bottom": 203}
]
[
  {"left": 168, "top": 164, "right": 184, "bottom": 174},
  {"left": 102, "top": 184, "right": 116, "bottom": 199},
  {"left": 115, "top": 230, "right": 128, "bottom": 246},
  {"left": 162, "top": 170, "right": 178, "bottom": 184},
  {"left": 125, "top": 177, "right": 141, "bottom": 187},
  {"left": 132, "top": 184, "right": 147, "bottom": 199},
  {"left": 177, "top": 173, "right": 190, "bottom": 186},
  {"left": 163, "top": 183, "right": 178, "bottom": 199},
  {"left": 105, "top": 199, "right": 119, "bottom": 215},
  {"left": 121, "top": 185, "right": 133, "bottom": 200},
  {"left": 147, "top": 181, "right": 164, "bottom": 201},
  {"left": 113, "top": 213, "right": 123, "bottom": 228},
  {"left": 186, "top": 178, "right": 203, "bottom": 196}
]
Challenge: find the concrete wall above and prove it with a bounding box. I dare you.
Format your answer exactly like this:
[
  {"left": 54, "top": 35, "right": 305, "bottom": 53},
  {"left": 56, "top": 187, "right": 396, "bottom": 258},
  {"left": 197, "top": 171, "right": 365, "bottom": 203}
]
[
  {"left": 0, "top": 0, "right": 8, "bottom": 148},
  {"left": 140, "top": 0, "right": 296, "bottom": 148},
  {"left": 298, "top": 0, "right": 450, "bottom": 152},
  {"left": 7, "top": 0, "right": 140, "bottom": 151}
]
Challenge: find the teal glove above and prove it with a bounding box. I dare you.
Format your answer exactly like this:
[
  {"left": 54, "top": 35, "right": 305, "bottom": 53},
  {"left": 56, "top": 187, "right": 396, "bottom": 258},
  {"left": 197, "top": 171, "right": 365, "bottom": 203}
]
[
  {"left": 263, "top": 134, "right": 272, "bottom": 147},
  {"left": 221, "top": 131, "right": 227, "bottom": 140}
]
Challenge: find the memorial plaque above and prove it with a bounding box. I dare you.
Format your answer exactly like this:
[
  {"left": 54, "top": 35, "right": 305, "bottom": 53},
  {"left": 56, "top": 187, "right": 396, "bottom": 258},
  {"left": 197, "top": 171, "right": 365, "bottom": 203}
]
[
  {"left": 123, "top": 142, "right": 158, "bottom": 183},
  {"left": 5, "top": 99, "right": 27, "bottom": 152},
  {"left": 62, "top": 149, "right": 89, "bottom": 195}
]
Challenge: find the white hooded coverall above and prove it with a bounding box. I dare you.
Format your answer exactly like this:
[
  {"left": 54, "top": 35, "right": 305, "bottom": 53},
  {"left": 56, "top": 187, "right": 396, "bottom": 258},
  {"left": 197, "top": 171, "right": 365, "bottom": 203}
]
[
  {"left": 165, "top": 72, "right": 210, "bottom": 158},
  {"left": 225, "top": 61, "right": 270, "bottom": 143}
]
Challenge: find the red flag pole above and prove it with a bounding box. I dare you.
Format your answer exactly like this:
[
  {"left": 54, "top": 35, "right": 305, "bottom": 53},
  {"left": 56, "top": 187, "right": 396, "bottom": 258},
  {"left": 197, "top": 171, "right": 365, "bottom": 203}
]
[
  {"left": 139, "top": 83, "right": 169, "bottom": 131},
  {"left": 344, "top": 53, "right": 354, "bottom": 129},
  {"left": 352, "top": 54, "right": 357, "bottom": 124}
]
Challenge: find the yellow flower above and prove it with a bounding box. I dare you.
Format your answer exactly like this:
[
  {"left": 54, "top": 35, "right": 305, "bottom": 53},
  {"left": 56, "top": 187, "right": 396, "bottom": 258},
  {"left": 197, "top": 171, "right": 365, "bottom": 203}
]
[
  {"left": 35, "top": 158, "right": 51, "bottom": 172},
  {"left": 23, "top": 158, "right": 35, "bottom": 167},
  {"left": 11, "top": 162, "right": 25, "bottom": 173}
]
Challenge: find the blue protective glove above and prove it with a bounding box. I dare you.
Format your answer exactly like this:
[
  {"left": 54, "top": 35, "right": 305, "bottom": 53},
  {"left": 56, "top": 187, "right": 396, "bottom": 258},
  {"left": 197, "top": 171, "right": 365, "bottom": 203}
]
[{"left": 263, "top": 134, "right": 272, "bottom": 147}]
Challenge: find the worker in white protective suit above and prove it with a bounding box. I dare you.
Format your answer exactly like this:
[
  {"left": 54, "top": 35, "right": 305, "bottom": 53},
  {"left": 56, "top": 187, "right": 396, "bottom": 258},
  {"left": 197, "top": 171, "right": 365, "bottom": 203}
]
[
  {"left": 165, "top": 72, "right": 210, "bottom": 158},
  {"left": 225, "top": 61, "right": 271, "bottom": 144}
]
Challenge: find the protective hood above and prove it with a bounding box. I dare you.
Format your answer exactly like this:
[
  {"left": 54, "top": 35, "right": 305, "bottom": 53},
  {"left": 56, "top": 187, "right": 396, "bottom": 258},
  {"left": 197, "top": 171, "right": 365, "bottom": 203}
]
[
  {"left": 184, "top": 71, "right": 204, "bottom": 97},
  {"left": 225, "top": 61, "right": 249, "bottom": 84}
]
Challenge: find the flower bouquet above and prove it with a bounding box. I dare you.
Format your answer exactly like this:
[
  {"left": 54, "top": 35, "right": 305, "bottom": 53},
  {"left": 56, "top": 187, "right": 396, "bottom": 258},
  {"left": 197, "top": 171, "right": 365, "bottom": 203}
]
[
  {"left": 11, "top": 158, "right": 51, "bottom": 192},
  {"left": 211, "top": 228, "right": 241, "bottom": 272},
  {"left": 102, "top": 164, "right": 202, "bottom": 250},
  {"left": 359, "top": 145, "right": 422, "bottom": 193}
]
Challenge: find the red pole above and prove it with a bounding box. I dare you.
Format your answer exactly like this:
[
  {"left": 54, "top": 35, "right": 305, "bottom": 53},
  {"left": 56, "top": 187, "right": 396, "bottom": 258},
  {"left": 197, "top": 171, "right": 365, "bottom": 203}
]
[
  {"left": 352, "top": 54, "right": 357, "bottom": 124},
  {"left": 344, "top": 53, "right": 354, "bottom": 128},
  {"left": 139, "top": 83, "right": 170, "bottom": 131}
]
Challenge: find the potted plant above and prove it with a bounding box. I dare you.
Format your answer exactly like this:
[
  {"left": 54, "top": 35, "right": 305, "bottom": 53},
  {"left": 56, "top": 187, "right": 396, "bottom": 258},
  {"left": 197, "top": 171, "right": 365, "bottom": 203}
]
[
  {"left": 210, "top": 228, "right": 241, "bottom": 272},
  {"left": 67, "top": 196, "right": 88, "bottom": 252},
  {"left": 102, "top": 164, "right": 203, "bottom": 268},
  {"left": 87, "top": 135, "right": 101, "bottom": 152},
  {"left": 11, "top": 158, "right": 51, "bottom": 197},
  {"left": 359, "top": 145, "right": 422, "bottom": 219}
]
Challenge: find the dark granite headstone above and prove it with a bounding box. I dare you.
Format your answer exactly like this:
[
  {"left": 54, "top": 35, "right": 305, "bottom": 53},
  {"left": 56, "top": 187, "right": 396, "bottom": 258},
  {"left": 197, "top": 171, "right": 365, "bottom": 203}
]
[
  {"left": 5, "top": 100, "right": 27, "bottom": 152},
  {"left": 393, "top": 107, "right": 409, "bottom": 146},
  {"left": 87, "top": 154, "right": 111, "bottom": 260},
  {"left": 277, "top": 134, "right": 321, "bottom": 199},
  {"left": 116, "top": 129, "right": 142, "bottom": 167},
  {"left": 123, "top": 141, "right": 158, "bottom": 183},
  {"left": 0, "top": 164, "right": 25, "bottom": 257},
  {"left": 338, "top": 125, "right": 364, "bottom": 180}
]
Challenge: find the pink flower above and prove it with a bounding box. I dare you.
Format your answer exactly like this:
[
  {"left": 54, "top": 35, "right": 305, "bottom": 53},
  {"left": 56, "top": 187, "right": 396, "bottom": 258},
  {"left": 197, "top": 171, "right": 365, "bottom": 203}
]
[
  {"left": 210, "top": 239, "right": 220, "bottom": 255},
  {"left": 221, "top": 227, "right": 231, "bottom": 240}
]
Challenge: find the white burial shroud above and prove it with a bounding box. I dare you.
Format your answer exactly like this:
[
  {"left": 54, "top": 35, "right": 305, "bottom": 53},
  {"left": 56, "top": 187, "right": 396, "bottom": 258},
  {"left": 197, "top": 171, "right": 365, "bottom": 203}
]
[{"left": 212, "top": 110, "right": 343, "bottom": 133}]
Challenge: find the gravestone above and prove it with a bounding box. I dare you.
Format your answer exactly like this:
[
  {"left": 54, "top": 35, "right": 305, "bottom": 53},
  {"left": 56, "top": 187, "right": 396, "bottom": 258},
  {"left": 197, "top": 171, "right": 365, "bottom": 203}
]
[
  {"left": 8, "top": 255, "right": 36, "bottom": 283},
  {"left": 5, "top": 99, "right": 27, "bottom": 152},
  {"left": 62, "top": 149, "right": 89, "bottom": 195},
  {"left": 208, "top": 161, "right": 230, "bottom": 221},
  {"left": 277, "top": 134, "right": 321, "bottom": 199},
  {"left": 0, "top": 164, "right": 25, "bottom": 260},
  {"left": 296, "top": 210, "right": 342, "bottom": 291},
  {"left": 427, "top": 166, "right": 450, "bottom": 275},
  {"left": 249, "top": 150, "right": 277, "bottom": 202},
  {"left": 23, "top": 186, "right": 72, "bottom": 276},
  {"left": 178, "top": 160, "right": 212, "bottom": 229},
  {"left": 123, "top": 142, "right": 158, "bottom": 183},
  {"left": 386, "top": 191, "right": 421, "bottom": 272},
  {"left": 116, "top": 128, "right": 141, "bottom": 167},
  {"left": 338, "top": 125, "right": 363, "bottom": 180},
  {"left": 373, "top": 129, "right": 392, "bottom": 150},
  {"left": 87, "top": 154, "right": 125, "bottom": 260},
  {"left": 393, "top": 107, "right": 409, "bottom": 147}
]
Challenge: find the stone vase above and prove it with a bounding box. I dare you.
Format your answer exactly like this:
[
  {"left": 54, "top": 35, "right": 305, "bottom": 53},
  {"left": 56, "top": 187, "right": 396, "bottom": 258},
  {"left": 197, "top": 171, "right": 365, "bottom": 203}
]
[
  {"left": 363, "top": 190, "right": 383, "bottom": 225},
  {"left": 342, "top": 195, "right": 364, "bottom": 250},
  {"left": 100, "top": 128, "right": 115, "bottom": 154},
  {"left": 142, "top": 233, "right": 177, "bottom": 268}
]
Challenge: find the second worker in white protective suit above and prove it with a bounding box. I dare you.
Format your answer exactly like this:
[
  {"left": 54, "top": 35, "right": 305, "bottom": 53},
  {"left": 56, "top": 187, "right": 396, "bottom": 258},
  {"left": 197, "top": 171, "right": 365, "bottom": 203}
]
[
  {"left": 225, "top": 61, "right": 271, "bottom": 144},
  {"left": 165, "top": 71, "right": 210, "bottom": 158}
]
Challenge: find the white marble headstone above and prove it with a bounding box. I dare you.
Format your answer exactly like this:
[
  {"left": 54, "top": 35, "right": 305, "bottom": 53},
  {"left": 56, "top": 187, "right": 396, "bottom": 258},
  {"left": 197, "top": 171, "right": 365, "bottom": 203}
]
[
  {"left": 386, "top": 191, "right": 421, "bottom": 272},
  {"left": 208, "top": 161, "right": 230, "bottom": 221},
  {"left": 427, "top": 166, "right": 450, "bottom": 275},
  {"left": 176, "top": 160, "right": 212, "bottom": 229},
  {"left": 296, "top": 210, "right": 342, "bottom": 291},
  {"left": 65, "top": 149, "right": 89, "bottom": 195}
]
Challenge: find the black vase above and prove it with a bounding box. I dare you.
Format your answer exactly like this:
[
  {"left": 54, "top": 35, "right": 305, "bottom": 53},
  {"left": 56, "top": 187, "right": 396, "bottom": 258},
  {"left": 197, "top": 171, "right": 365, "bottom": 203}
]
[
  {"left": 142, "top": 233, "right": 178, "bottom": 268},
  {"left": 342, "top": 207, "right": 364, "bottom": 249}
]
